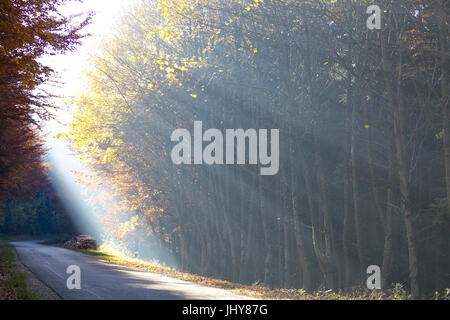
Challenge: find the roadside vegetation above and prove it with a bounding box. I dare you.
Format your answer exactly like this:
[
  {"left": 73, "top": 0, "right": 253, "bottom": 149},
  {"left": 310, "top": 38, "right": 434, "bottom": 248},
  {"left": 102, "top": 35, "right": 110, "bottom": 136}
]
[
  {"left": 0, "top": 239, "right": 35, "bottom": 300},
  {"left": 76, "top": 243, "right": 450, "bottom": 300}
]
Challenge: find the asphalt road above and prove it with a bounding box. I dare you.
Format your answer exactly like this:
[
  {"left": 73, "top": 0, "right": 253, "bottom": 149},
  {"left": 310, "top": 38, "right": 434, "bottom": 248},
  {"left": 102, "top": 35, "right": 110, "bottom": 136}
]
[{"left": 10, "top": 241, "right": 254, "bottom": 300}]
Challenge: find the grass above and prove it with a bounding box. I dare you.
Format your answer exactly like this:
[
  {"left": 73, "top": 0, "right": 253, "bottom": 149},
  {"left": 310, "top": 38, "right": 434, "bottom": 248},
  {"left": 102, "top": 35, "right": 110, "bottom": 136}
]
[
  {"left": 75, "top": 245, "right": 411, "bottom": 300},
  {"left": 0, "top": 239, "right": 36, "bottom": 300}
]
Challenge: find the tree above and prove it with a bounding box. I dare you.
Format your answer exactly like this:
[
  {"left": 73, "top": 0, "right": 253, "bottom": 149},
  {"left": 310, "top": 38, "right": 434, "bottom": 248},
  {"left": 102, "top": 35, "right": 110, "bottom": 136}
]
[{"left": 0, "top": 0, "right": 91, "bottom": 201}]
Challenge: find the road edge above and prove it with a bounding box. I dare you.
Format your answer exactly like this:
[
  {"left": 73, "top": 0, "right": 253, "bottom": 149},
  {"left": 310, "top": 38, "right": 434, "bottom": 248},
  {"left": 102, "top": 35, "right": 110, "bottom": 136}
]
[{"left": 12, "top": 247, "right": 61, "bottom": 300}]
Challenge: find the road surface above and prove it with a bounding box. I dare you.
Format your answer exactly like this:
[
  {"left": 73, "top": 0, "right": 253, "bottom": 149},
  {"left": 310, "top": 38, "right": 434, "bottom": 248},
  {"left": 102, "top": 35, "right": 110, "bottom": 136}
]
[{"left": 10, "top": 241, "right": 253, "bottom": 300}]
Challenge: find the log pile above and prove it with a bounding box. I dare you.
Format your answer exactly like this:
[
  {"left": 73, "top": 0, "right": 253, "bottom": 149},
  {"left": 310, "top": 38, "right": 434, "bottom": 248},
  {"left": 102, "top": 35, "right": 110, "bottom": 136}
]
[{"left": 64, "top": 235, "right": 97, "bottom": 250}]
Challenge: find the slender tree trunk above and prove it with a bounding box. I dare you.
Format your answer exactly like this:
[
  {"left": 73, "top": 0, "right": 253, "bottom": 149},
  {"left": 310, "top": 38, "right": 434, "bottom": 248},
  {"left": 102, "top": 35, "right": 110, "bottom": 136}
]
[
  {"left": 350, "top": 85, "right": 365, "bottom": 280},
  {"left": 290, "top": 144, "right": 313, "bottom": 290},
  {"left": 381, "top": 143, "right": 395, "bottom": 290},
  {"left": 298, "top": 138, "right": 330, "bottom": 289},
  {"left": 259, "top": 176, "right": 274, "bottom": 287},
  {"left": 315, "top": 133, "right": 335, "bottom": 290},
  {"left": 343, "top": 127, "right": 353, "bottom": 289},
  {"left": 439, "top": 19, "right": 450, "bottom": 217},
  {"left": 239, "top": 174, "right": 257, "bottom": 283},
  {"left": 283, "top": 200, "right": 291, "bottom": 288},
  {"left": 381, "top": 32, "right": 420, "bottom": 298}
]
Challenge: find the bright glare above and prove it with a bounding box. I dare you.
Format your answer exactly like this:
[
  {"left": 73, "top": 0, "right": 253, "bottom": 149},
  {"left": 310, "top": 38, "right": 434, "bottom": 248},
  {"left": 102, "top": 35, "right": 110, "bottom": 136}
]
[{"left": 42, "top": 0, "right": 130, "bottom": 237}]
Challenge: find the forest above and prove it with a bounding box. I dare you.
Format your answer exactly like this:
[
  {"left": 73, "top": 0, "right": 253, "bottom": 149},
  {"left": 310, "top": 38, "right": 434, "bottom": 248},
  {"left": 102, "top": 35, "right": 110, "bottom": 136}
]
[
  {"left": 1, "top": 0, "right": 449, "bottom": 299},
  {"left": 66, "top": 0, "right": 449, "bottom": 298}
]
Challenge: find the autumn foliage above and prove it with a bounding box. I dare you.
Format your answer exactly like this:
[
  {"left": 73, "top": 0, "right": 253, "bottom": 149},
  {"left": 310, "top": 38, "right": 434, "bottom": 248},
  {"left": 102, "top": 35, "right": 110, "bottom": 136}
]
[{"left": 0, "top": 0, "right": 90, "bottom": 200}]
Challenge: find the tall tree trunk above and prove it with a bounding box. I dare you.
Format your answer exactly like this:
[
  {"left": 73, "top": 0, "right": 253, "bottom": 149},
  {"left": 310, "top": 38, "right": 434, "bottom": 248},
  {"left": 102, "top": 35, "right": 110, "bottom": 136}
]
[
  {"left": 315, "top": 133, "right": 335, "bottom": 290},
  {"left": 381, "top": 143, "right": 395, "bottom": 290},
  {"left": 343, "top": 126, "right": 353, "bottom": 289},
  {"left": 439, "top": 17, "right": 450, "bottom": 217},
  {"left": 381, "top": 32, "right": 420, "bottom": 298},
  {"left": 259, "top": 175, "right": 274, "bottom": 287},
  {"left": 298, "top": 141, "right": 327, "bottom": 288},
  {"left": 290, "top": 144, "right": 313, "bottom": 291},
  {"left": 350, "top": 84, "right": 365, "bottom": 279}
]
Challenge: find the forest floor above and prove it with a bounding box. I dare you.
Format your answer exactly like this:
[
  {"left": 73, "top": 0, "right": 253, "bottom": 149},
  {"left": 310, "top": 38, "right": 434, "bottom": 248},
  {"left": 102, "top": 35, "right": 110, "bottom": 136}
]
[{"left": 73, "top": 245, "right": 406, "bottom": 300}]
